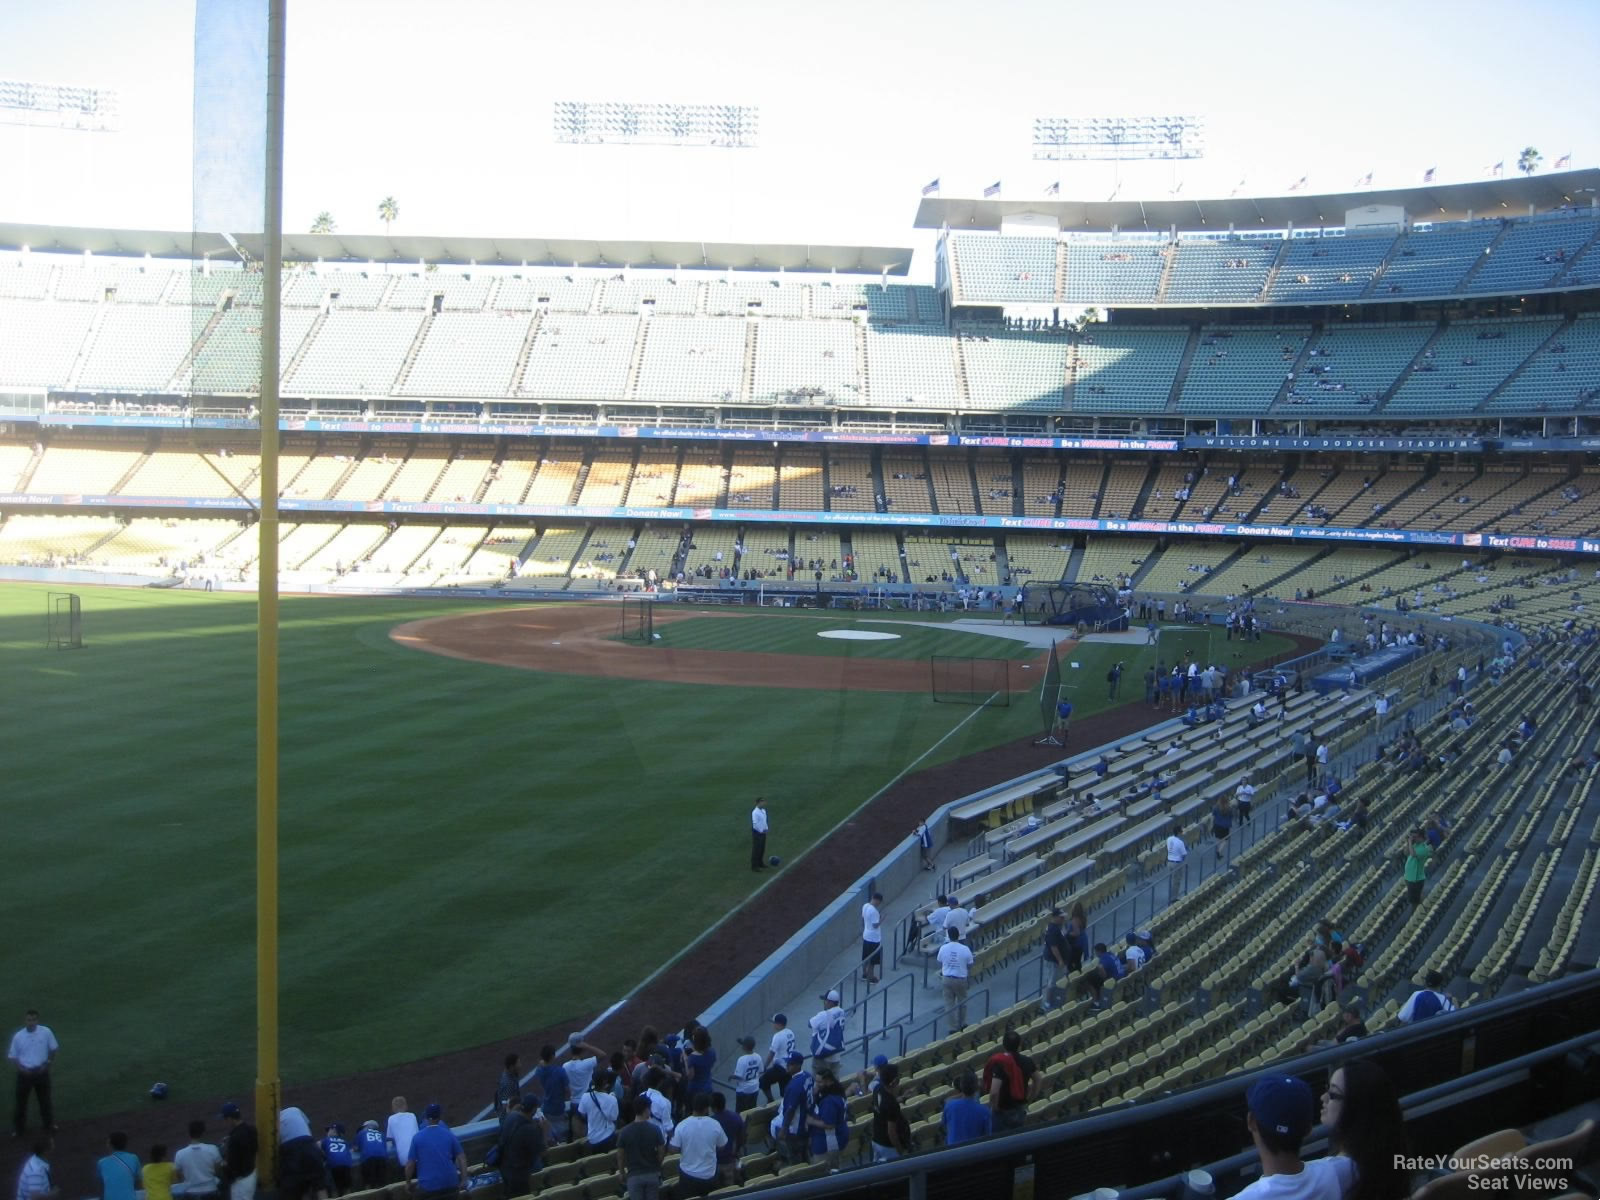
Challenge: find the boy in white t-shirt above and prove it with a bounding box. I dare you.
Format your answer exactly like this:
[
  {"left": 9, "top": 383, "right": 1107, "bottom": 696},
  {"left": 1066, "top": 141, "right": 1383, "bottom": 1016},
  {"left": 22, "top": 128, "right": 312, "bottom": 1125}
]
[
  {"left": 1234, "top": 1074, "right": 1354, "bottom": 1199},
  {"left": 729, "top": 1036, "right": 764, "bottom": 1114}
]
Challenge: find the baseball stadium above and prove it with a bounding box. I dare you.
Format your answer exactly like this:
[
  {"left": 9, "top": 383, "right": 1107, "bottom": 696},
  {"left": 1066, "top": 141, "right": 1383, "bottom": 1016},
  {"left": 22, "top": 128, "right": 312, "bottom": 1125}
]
[{"left": 4, "top": 3, "right": 1600, "bottom": 1199}]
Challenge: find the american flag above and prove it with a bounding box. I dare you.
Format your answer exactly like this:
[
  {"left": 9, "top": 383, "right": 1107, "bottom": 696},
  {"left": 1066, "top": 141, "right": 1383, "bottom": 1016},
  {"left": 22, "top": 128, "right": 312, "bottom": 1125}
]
[
  {"left": 921, "top": 178, "right": 940, "bottom": 196},
  {"left": 1228, "top": 178, "right": 1248, "bottom": 197},
  {"left": 1423, "top": 167, "right": 1436, "bottom": 183},
  {"left": 1288, "top": 175, "right": 1308, "bottom": 191},
  {"left": 1044, "top": 181, "right": 1060, "bottom": 196},
  {"left": 1356, "top": 171, "right": 1373, "bottom": 187},
  {"left": 983, "top": 180, "right": 1002, "bottom": 198},
  {"left": 1555, "top": 153, "right": 1572, "bottom": 169},
  {"left": 1487, "top": 161, "right": 1504, "bottom": 177}
]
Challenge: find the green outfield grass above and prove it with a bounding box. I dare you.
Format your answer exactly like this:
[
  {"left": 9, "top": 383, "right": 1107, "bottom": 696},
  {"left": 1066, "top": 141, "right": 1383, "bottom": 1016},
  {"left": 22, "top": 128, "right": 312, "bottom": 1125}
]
[{"left": 0, "top": 584, "right": 1297, "bottom": 1118}]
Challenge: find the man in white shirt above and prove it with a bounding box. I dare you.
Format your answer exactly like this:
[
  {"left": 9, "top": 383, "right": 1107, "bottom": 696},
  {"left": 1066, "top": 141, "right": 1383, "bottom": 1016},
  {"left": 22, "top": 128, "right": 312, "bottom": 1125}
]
[
  {"left": 861, "top": 891, "right": 884, "bottom": 984},
  {"left": 1374, "top": 694, "right": 1390, "bottom": 729},
  {"left": 561, "top": 1035, "right": 605, "bottom": 1097},
  {"left": 174, "top": 1121, "right": 224, "bottom": 1200},
  {"left": 574, "top": 1070, "right": 620, "bottom": 1152},
  {"left": 808, "top": 991, "right": 847, "bottom": 1071},
  {"left": 8, "top": 1010, "right": 58, "bottom": 1137},
  {"left": 1235, "top": 781, "right": 1257, "bottom": 823},
  {"left": 1315, "top": 742, "right": 1329, "bottom": 782},
  {"left": 14, "top": 1135, "right": 55, "bottom": 1200},
  {"left": 1166, "top": 823, "right": 1188, "bottom": 901},
  {"left": 925, "top": 897, "right": 952, "bottom": 939},
  {"left": 937, "top": 929, "right": 975, "bottom": 1031},
  {"left": 759, "top": 1015, "right": 796, "bottom": 1101},
  {"left": 668, "top": 1093, "right": 728, "bottom": 1197},
  {"left": 1234, "top": 1074, "right": 1352, "bottom": 1200},
  {"left": 942, "top": 899, "right": 973, "bottom": 939},
  {"left": 729, "top": 1036, "right": 764, "bottom": 1114},
  {"left": 385, "top": 1096, "right": 419, "bottom": 1169},
  {"left": 750, "top": 798, "right": 770, "bottom": 871},
  {"left": 640, "top": 1068, "right": 675, "bottom": 1138}
]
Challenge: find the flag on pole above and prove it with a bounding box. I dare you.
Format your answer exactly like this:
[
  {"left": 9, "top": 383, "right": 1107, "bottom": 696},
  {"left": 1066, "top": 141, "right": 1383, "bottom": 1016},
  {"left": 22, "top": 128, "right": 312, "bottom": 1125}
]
[
  {"left": 983, "top": 180, "right": 1002, "bottom": 198},
  {"left": 1229, "top": 177, "right": 1247, "bottom": 197},
  {"left": 1422, "top": 167, "right": 1436, "bottom": 183},
  {"left": 1486, "top": 161, "right": 1504, "bottom": 177},
  {"left": 1044, "top": 180, "right": 1060, "bottom": 196},
  {"left": 921, "top": 177, "right": 940, "bottom": 196},
  {"left": 1288, "top": 175, "right": 1308, "bottom": 191},
  {"left": 1555, "top": 153, "right": 1572, "bottom": 169},
  {"left": 1169, "top": 182, "right": 1184, "bottom": 196},
  {"left": 1356, "top": 171, "right": 1373, "bottom": 187}
]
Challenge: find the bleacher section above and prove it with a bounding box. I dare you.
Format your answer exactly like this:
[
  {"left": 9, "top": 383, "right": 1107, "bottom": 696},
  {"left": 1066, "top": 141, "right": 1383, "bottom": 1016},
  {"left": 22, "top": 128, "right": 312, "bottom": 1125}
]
[
  {"left": 1001, "top": 535, "right": 1070, "bottom": 585},
  {"left": 959, "top": 332, "right": 1067, "bottom": 410},
  {"left": 1373, "top": 223, "right": 1497, "bottom": 297},
  {"left": 1384, "top": 317, "right": 1561, "bottom": 414},
  {"left": 491, "top": 275, "right": 596, "bottom": 313},
  {"left": 1282, "top": 322, "right": 1433, "bottom": 413},
  {"left": 1062, "top": 240, "right": 1163, "bottom": 304},
  {"left": 1467, "top": 216, "right": 1600, "bottom": 294},
  {"left": 599, "top": 277, "right": 700, "bottom": 316},
  {"left": 190, "top": 307, "right": 319, "bottom": 394},
  {"left": 516, "top": 314, "right": 636, "bottom": 401},
  {"left": 1265, "top": 233, "right": 1393, "bottom": 302},
  {"left": 0, "top": 300, "right": 98, "bottom": 388},
  {"left": 385, "top": 273, "right": 492, "bottom": 312},
  {"left": 76, "top": 305, "right": 197, "bottom": 392},
  {"left": 1069, "top": 326, "right": 1187, "bottom": 412},
  {"left": 1177, "top": 326, "right": 1308, "bottom": 413},
  {"left": 949, "top": 234, "right": 1055, "bottom": 304},
  {"left": 1163, "top": 239, "right": 1278, "bottom": 304},
  {"left": 634, "top": 317, "right": 745, "bottom": 404},
  {"left": 283, "top": 310, "right": 423, "bottom": 395},
  {"left": 399, "top": 312, "right": 530, "bottom": 396},
  {"left": 1487, "top": 313, "right": 1600, "bottom": 411},
  {"left": 864, "top": 325, "right": 960, "bottom": 407},
  {"left": 750, "top": 321, "right": 859, "bottom": 403}
]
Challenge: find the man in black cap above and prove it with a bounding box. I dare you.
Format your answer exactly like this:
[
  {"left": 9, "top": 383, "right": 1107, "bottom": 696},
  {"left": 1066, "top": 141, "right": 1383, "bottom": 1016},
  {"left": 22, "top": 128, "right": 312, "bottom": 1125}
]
[
  {"left": 1235, "top": 1073, "right": 1352, "bottom": 1198},
  {"left": 218, "top": 1103, "right": 258, "bottom": 1200}
]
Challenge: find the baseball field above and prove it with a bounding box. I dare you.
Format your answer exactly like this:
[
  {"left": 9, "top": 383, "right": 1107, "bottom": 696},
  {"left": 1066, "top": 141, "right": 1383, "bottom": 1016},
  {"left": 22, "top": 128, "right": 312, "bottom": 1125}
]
[{"left": 0, "top": 581, "right": 1295, "bottom": 1118}]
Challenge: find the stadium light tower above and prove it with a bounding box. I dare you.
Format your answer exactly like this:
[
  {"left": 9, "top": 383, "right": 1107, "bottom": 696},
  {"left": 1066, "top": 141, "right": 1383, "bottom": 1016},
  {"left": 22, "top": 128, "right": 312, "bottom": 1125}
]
[
  {"left": 553, "top": 100, "right": 759, "bottom": 148},
  {"left": 0, "top": 78, "right": 119, "bottom": 131},
  {"left": 1032, "top": 113, "right": 1204, "bottom": 161}
]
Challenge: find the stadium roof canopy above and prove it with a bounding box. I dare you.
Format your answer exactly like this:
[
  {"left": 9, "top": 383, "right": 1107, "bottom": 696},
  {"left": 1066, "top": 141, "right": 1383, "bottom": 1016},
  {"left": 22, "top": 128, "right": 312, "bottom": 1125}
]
[
  {"left": 0, "top": 223, "right": 913, "bottom": 274},
  {"left": 914, "top": 167, "right": 1600, "bottom": 234}
]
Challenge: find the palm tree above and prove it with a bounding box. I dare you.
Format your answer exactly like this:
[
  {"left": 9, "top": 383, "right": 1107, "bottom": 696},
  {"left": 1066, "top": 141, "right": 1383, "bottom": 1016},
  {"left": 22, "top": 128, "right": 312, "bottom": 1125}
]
[
  {"left": 310, "top": 212, "right": 336, "bottom": 234},
  {"left": 378, "top": 196, "right": 399, "bottom": 232},
  {"left": 1517, "top": 147, "right": 1542, "bottom": 177}
]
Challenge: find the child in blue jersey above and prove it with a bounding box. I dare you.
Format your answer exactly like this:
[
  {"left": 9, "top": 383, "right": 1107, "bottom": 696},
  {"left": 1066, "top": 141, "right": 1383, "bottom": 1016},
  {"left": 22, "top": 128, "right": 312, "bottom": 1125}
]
[
  {"left": 356, "top": 1121, "right": 387, "bottom": 1189},
  {"left": 320, "top": 1124, "right": 353, "bottom": 1196}
]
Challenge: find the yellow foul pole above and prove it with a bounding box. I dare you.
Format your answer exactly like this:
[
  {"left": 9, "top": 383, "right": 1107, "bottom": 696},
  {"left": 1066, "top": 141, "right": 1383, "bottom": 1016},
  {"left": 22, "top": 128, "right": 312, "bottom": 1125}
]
[{"left": 256, "top": 0, "right": 287, "bottom": 1181}]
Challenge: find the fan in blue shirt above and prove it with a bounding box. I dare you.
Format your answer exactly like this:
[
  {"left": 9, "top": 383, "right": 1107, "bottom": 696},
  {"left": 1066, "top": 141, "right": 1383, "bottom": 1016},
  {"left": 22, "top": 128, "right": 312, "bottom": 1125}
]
[{"left": 942, "top": 1074, "right": 992, "bottom": 1145}]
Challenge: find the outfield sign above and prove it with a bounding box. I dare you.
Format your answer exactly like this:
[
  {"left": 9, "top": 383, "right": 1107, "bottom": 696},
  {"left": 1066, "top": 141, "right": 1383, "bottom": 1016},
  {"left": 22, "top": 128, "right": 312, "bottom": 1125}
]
[
  {"left": 1184, "top": 434, "right": 1483, "bottom": 453},
  {"left": 6, "top": 490, "right": 1597, "bottom": 555}
]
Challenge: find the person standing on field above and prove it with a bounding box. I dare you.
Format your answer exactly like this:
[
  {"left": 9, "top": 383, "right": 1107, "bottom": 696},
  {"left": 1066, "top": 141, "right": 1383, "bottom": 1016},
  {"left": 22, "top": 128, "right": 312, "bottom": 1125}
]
[
  {"left": 9, "top": 1009, "right": 58, "bottom": 1138},
  {"left": 750, "top": 798, "right": 769, "bottom": 871}
]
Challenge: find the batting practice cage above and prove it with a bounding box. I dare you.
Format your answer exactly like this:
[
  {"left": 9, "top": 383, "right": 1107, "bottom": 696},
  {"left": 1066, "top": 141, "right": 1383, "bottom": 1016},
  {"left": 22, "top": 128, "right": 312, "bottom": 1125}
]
[
  {"left": 46, "top": 591, "right": 83, "bottom": 650},
  {"left": 617, "top": 596, "right": 655, "bottom": 643},
  {"left": 930, "top": 655, "right": 1011, "bottom": 707},
  {"left": 1034, "top": 639, "right": 1065, "bottom": 745},
  {"left": 1023, "top": 583, "right": 1129, "bottom": 632}
]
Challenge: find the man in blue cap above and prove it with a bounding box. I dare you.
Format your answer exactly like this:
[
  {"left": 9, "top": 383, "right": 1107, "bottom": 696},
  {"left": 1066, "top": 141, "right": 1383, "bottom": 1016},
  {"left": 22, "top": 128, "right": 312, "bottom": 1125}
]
[
  {"left": 405, "top": 1104, "right": 466, "bottom": 1200},
  {"left": 1235, "top": 1073, "right": 1352, "bottom": 1198}
]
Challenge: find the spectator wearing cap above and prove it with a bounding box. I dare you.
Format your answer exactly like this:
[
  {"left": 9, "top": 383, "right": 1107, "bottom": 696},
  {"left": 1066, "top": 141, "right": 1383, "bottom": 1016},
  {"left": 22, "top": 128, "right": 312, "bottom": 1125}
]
[
  {"left": 173, "top": 1121, "right": 223, "bottom": 1200},
  {"left": 869, "top": 1064, "right": 910, "bottom": 1163},
  {"left": 386, "top": 1097, "right": 420, "bottom": 1173},
  {"left": 758, "top": 1015, "right": 795, "bottom": 1101},
  {"left": 850, "top": 1054, "right": 890, "bottom": 1098},
  {"left": 219, "top": 1103, "right": 258, "bottom": 1200},
  {"left": 808, "top": 990, "right": 846, "bottom": 1071},
  {"left": 777, "top": 1052, "right": 812, "bottom": 1164},
  {"left": 1235, "top": 1074, "right": 1350, "bottom": 1199},
  {"left": 320, "top": 1124, "right": 354, "bottom": 1196},
  {"left": 729, "top": 1036, "right": 763, "bottom": 1113},
  {"left": 277, "top": 1107, "right": 324, "bottom": 1200},
  {"left": 405, "top": 1103, "right": 465, "bottom": 1200},
  {"left": 494, "top": 1095, "right": 544, "bottom": 1198},
  {"left": 356, "top": 1120, "right": 388, "bottom": 1189}
]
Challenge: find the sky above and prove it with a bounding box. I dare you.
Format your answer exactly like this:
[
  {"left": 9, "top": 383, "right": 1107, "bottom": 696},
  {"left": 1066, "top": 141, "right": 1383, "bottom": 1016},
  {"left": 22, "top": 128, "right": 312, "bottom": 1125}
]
[{"left": 0, "top": 0, "right": 1596, "bottom": 278}]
